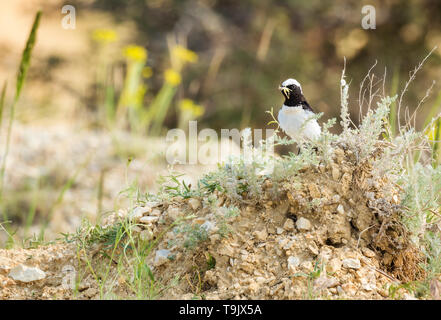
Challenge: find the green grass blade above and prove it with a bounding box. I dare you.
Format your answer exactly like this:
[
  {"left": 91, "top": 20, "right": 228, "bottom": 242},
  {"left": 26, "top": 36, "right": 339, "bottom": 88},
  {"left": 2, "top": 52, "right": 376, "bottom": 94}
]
[
  {"left": 24, "top": 178, "right": 40, "bottom": 239},
  {"left": 149, "top": 84, "right": 177, "bottom": 136},
  {"left": 15, "top": 11, "right": 42, "bottom": 100},
  {"left": 0, "top": 81, "right": 7, "bottom": 131},
  {"left": 422, "top": 89, "right": 441, "bottom": 167},
  {"left": 1, "top": 10, "right": 42, "bottom": 181},
  {"left": 424, "top": 89, "right": 441, "bottom": 128},
  {"left": 0, "top": 11, "right": 42, "bottom": 246},
  {"left": 1, "top": 11, "right": 42, "bottom": 184}
]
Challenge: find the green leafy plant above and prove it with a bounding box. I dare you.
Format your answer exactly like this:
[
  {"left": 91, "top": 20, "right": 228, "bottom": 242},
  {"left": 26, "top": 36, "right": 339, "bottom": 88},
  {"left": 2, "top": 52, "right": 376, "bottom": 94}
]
[{"left": 294, "top": 260, "right": 324, "bottom": 300}]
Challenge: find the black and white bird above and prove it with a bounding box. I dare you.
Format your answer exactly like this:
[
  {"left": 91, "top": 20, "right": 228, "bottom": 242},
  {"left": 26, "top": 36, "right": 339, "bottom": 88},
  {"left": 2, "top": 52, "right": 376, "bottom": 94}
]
[{"left": 277, "top": 78, "right": 321, "bottom": 142}]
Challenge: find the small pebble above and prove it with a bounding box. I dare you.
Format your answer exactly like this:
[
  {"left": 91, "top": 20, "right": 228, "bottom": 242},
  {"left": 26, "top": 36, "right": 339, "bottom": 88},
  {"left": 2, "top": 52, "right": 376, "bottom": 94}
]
[
  {"left": 154, "top": 249, "right": 171, "bottom": 266},
  {"left": 336, "top": 204, "right": 344, "bottom": 215},
  {"left": 188, "top": 198, "right": 201, "bottom": 211},
  {"left": 283, "top": 219, "right": 294, "bottom": 231},
  {"left": 139, "top": 216, "right": 159, "bottom": 224},
  {"left": 342, "top": 258, "right": 361, "bottom": 269},
  {"left": 296, "top": 217, "right": 311, "bottom": 231},
  {"left": 287, "top": 256, "right": 300, "bottom": 271}
]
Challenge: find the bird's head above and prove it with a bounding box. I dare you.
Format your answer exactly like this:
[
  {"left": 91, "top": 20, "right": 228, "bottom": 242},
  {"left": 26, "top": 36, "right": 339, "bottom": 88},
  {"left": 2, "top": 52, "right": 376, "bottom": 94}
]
[{"left": 278, "top": 78, "right": 303, "bottom": 100}]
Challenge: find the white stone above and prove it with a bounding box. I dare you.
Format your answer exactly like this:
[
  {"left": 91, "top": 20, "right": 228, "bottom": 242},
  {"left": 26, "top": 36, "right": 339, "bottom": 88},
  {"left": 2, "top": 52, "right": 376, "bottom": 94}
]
[
  {"left": 342, "top": 258, "right": 361, "bottom": 269},
  {"left": 296, "top": 217, "right": 311, "bottom": 231},
  {"left": 154, "top": 249, "right": 171, "bottom": 266},
  {"left": 139, "top": 216, "right": 159, "bottom": 224},
  {"left": 361, "top": 282, "right": 376, "bottom": 292},
  {"left": 146, "top": 201, "right": 160, "bottom": 208},
  {"left": 336, "top": 204, "right": 345, "bottom": 215},
  {"left": 283, "top": 240, "right": 293, "bottom": 250},
  {"left": 151, "top": 209, "right": 162, "bottom": 216},
  {"left": 188, "top": 198, "right": 201, "bottom": 211},
  {"left": 278, "top": 238, "right": 289, "bottom": 249},
  {"left": 9, "top": 265, "right": 46, "bottom": 282},
  {"left": 201, "top": 221, "right": 217, "bottom": 234},
  {"left": 129, "top": 206, "right": 151, "bottom": 220},
  {"left": 287, "top": 256, "right": 300, "bottom": 271}
]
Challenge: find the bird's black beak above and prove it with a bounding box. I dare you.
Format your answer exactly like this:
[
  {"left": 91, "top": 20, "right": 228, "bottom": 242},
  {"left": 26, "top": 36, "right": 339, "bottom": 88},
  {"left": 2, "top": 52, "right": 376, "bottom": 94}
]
[{"left": 279, "top": 86, "right": 291, "bottom": 99}]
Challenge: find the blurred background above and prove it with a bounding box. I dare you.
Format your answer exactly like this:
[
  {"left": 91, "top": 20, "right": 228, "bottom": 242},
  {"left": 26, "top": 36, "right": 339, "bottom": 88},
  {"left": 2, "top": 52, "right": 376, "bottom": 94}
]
[{"left": 1, "top": 0, "right": 441, "bottom": 245}]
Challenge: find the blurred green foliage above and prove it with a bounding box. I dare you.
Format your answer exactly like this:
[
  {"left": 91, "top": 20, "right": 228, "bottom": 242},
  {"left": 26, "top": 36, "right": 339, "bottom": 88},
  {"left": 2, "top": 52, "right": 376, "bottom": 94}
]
[{"left": 69, "top": 0, "right": 441, "bottom": 132}]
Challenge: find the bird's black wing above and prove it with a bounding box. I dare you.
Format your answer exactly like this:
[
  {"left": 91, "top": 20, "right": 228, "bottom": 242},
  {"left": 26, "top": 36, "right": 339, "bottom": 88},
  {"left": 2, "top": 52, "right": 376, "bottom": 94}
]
[{"left": 300, "top": 98, "right": 314, "bottom": 113}]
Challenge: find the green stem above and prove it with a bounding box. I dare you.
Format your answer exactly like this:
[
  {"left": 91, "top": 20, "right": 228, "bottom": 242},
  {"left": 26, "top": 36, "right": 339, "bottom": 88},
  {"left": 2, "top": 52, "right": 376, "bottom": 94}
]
[
  {"left": 149, "top": 84, "right": 177, "bottom": 136},
  {"left": 0, "top": 11, "right": 41, "bottom": 244}
]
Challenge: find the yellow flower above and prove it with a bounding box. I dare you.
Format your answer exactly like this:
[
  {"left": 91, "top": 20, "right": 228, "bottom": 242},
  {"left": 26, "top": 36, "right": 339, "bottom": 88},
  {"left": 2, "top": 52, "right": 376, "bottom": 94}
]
[
  {"left": 164, "top": 69, "right": 181, "bottom": 86},
  {"left": 142, "top": 66, "right": 153, "bottom": 78},
  {"left": 92, "top": 29, "right": 118, "bottom": 43},
  {"left": 192, "top": 105, "right": 205, "bottom": 117},
  {"left": 123, "top": 45, "right": 148, "bottom": 62},
  {"left": 179, "top": 99, "right": 205, "bottom": 117},
  {"left": 180, "top": 99, "right": 194, "bottom": 111},
  {"left": 172, "top": 45, "right": 198, "bottom": 64}
]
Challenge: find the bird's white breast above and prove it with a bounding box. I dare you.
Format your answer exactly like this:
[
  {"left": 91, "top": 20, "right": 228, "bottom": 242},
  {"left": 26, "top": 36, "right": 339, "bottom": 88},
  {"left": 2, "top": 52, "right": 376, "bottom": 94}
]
[{"left": 278, "top": 105, "right": 321, "bottom": 141}]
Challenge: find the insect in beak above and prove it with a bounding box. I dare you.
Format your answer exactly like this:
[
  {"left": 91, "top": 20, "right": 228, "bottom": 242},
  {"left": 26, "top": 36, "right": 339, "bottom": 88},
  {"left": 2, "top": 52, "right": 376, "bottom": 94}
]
[{"left": 279, "top": 86, "right": 291, "bottom": 98}]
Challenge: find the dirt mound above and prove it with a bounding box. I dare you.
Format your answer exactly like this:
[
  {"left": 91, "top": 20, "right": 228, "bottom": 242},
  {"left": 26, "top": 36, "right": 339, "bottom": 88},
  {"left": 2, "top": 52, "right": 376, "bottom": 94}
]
[
  {"left": 0, "top": 145, "right": 422, "bottom": 299},
  {"left": 135, "top": 146, "right": 420, "bottom": 299}
]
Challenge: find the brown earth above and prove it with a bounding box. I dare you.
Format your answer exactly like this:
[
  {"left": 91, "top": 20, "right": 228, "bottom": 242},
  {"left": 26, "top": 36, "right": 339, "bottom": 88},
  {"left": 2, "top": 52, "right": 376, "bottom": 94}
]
[{"left": 0, "top": 145, "right": 422, "bottom": 300}]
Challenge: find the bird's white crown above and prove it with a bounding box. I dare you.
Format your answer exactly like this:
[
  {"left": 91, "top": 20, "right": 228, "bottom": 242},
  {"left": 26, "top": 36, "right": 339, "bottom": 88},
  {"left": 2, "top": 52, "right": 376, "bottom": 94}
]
[{"left": 281, "top": 78, "right": 302, "bottom": 92}]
